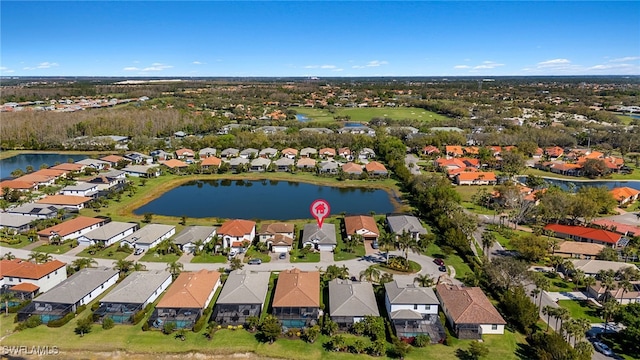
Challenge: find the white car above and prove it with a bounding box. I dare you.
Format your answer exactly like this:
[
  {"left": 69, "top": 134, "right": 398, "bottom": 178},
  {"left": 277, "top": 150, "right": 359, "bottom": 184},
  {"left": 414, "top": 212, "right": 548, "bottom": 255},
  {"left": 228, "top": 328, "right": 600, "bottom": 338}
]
[{"left": 592, "top": 341, "right": 614, "bottom": 357}]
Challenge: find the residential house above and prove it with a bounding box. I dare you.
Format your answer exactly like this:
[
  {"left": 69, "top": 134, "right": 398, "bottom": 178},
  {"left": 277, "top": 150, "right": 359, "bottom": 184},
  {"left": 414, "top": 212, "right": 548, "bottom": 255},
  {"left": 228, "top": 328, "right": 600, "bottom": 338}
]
[
  {"left": 319, "top": 148, "right": 336, "bottom": 159},
  {"left": 150, "top": 149, "right": 172, "bottom": 161},
  {"left": 255, "top": 126, "right": 288, "bottom": 134},
  {"left": 601, "top": 281, "right": 640, "bottom": 304},
  {"left": 94, "top": 270, "right": 172, "bottom": 324},
  {"left": 385, "top": 280, "right": 444, "bottom": 342},
  {"left": 17, "top": 267, "right": 119, "bottom": 324},
  {"left": 610, "top": 187, "right": 640, "bottom": 206},
  {"left": 122, "top": 164, "right": 160, "bottom": 178},
  {"left": 250, "top": 157, "right": 271, "bottom": 172},
  {"left": 301, "top": 223, "right": 337, "bottom": 252},
  {"left": 37, "top": 216, "right": 105, "bottom": 242},
  {"left": 198, "top": 147, "right": 217, "bottom": 158},
  {"left": 77, "top": 221, "right": 139, "bottom": 247},
  {"left": 259, "top": 148, "right": 278, "bottom": 158},
  {"left": 119, "top": 224, "right": 176, "bottom": 251},
  {"left": 175, "top": 148, "right": 195, "bottom": 161},
  {"left": 0, "top": 259, "right": 67, "bottom": 295},
  {"left": 569, "top": 259, "right": 638, "bottom": 277},
  {"left": 220, "top": 148, "right": 240, "bottom": 158},
  {"left": 338, "top": 125, "right": 375, "bottom": 136},
  {"left": 360, "top": 148, "right": 377, "bottom": 160},
  {"left": 60, "top": 183, "right": 99, "bottom": 197},
  {"left": 591, "top": 219, "right": 640, "bottom": 238},
  {"left": 344, "top": 215, "right": 379, "bottom": 243},
  {"left": 213, "top": 270, "right": 270, "bottom": 325},
  {"left": 172, "top": 226, "right": 217, "bottom": 254},
  {"left": 422, "top": 145, "right": 441, "bottom": 156},
  {"left": 555, "top": 241, "right": 604, "bottom": 260},
  {"left": 200, "top": 156, "right": 222, "bottom": 170},
  {"left": 50, "top": 163, "right": 85, "bottom": 173},
  {"left": 240, "top": 148, "right": 259, "bottom": 159},
  {"left": 100, "top": 154, "right": 128, "bottom": 167},
  {"left": 149, "top": 270, "right": 221, "bottom": 329},
  {"left": 544, "top": 224, "right": 626, "bottom": 248},
  {"left": 218, "top": 219, "right": 256, "bottom": 252},
  {"left": 296, "top": 157, "right": 316, "bottom": 170},
  {"left": 0, "top": 180, "right": 38, "bottom": 194},
  {"left": 6, "top": 203, "right": 62, "bottom": 219},
  {"left": 445, "top": 146, "right": 464, "bottom": 157},
  {"left": 435, "top": 283, "right": 506, "bottom": 339},
  {"left": 124, "top": 152, "right": 153, "bottom": 165},
  {"left": 342, "top": 162, "right": 363, "bottom": 177},
  {"left": 281, "top": 148, "right": 299, "bottom": 159},
  {"left": 329, "top": 279, "right": 380, "bottom": 329},
  {"left": 228, "top": 157, "right": 249, "bottom": 172},
  {"left": 338, "top": 147, "right": 352, "bottom": 160},
  {"left": 258, "top": 223, "right": 294, "bottom": 252},
  {"left": 365, "top": 161, "right": 388, "bottom": 177},
  {"left": 0, "top": 214, "right": 35, "bottom": 233},
  {"left": 75, "top": 158, "right": 110, "bottom": 171},
  {"left": 544, "top": 146, "right": 565, "bottom": 160},
  {"left": 274, "top": 157, "right": 294, "bottom": 172},
  {"left": 161, "top": 159, "right": 189, "bottom": 171},
  {"left": 318, "top": 160, "right": 339, "bottom": 175},
  {"left": 86, "top": 170, "right": 126, "bottom": 192},
  {"left": 300, "top": 148, "right": 317, "bottom": 158},
  {"left": 386, "top": 214, "right": 428, "bottom": 241},
  {"left": 454, "top": 172, "right": 497, "bottom": 186},
  {"left": 272, "top": 268, "right": 320, "bottom": 328},
  {"left": 37, "top": 194, "right": 93, "bottom": 210},
  {"left": 299, "top": 127, "right": 334, "bottom": 134}
]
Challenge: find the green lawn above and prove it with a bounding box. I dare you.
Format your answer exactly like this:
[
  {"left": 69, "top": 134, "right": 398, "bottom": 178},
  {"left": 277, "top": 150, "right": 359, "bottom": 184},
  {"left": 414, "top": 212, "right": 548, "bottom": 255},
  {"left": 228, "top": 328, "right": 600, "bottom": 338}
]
[
  {"left": 191, "top": 253, "right": 227, "bottom": 263},
  {"left": 76, "top": 245, "right": 132, "bottom": 260},
  {"left": 243, "top": 248, "right": 271, "bottom": 263},
  {"left": 462, "top": 201, "right": 496, "bottom": 215},
  {"left": 32, "top": 242, "right": 75, "bottom": 254},
  {"left": 290, "top": 251, "right": 320, "bottom": 263},
  {"left": 423, "top": 243, "right": 472, "bottom": 280},
  {"left": 543, "top": 272, "right": 576, "bottom": 292},
  {"left": 454, "top": 185, "right": 494, "bottom": 202},
  {"left": 291, "top": 106, "right": 450, "bottom": 124},
  {"left": 139, "top": 251, "right": 181, "bottom": 263},
  {"left": 0, "top": 235, "right": 32, "bottom": 249},
  {"left": 558, "top": 300, "right": 603, "bottom": 323}
]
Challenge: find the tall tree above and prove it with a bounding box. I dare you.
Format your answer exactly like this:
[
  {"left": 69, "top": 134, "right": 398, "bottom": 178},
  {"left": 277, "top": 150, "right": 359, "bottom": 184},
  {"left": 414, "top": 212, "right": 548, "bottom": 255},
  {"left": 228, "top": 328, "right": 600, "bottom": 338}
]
[{"left": 166, "top": 261, "right": 184, "bottom": 280}]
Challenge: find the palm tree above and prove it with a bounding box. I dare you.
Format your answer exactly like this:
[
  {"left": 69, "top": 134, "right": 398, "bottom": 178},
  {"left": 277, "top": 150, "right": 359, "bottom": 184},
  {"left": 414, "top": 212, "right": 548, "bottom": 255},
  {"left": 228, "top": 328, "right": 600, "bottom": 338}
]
[
  {"left": 481, "top": 230, "right": 496, "bottom": 258},
  {"left": 533, "top": 273, "right": 551, "bottom": 311},
  {"left": 378, "top": 231, "right": 395, "bottom": 262},
  {"left": 583, "top": 276, "right": 596, "bottom": 294},
  {"left": 618, "top": 279, "right": 633, "bottom": 304},
  {"left": 132, "top": 262, "right": 147, "bottom": 271},
  {"left": 72, "top": 257, "right": 97, "bottom": 271},
  {"left": 192, "top": 239, "right": 204, "bottom": 255},
  {"left": 413, "top": 274, "right": 434, "bottom": 287},
  {"left": 549, "top": 255, "right": 564, "bottom": 273},
  {"left": 601, "top": 299, "right": 619, "bottom": 334},
  {"left": 572, "top": 318, "right": 591, "bottom": 346},
  {"left": 2, "top": 252, "right": 16, "bottom": 260},
  {"left": 554, "top": 307, "right": 570, "bottom": 336},
  {"left": 359, "top": 266, "right": 381, "bottom": 283},
  {"left": 28, "top": 251, "right": 52, "bottom": 264},
  {"left": 571, "top": 269, "right": 585, "bottom": 291},
  {"left": 379, "top": 273, "right": 394, "bottom": 284},
  {"left": 113, "top": 259, "right": 134, "bottom": 277},
  {"left": 166, "top": 261, "right": 184, "bottom": 280},
  {"left": 396, "top": 230, "right": 420, "bottom": 266},
  {"left": 1, "top": 292, "right": 17, "bottom": 316},
  {"left": 542, "top": 305, "right": 555, "bottom": 331}
]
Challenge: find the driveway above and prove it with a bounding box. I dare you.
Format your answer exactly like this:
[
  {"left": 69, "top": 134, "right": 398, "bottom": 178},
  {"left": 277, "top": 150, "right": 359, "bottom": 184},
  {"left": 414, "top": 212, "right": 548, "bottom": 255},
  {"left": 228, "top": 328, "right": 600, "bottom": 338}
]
[{"left": 547, "top": 291, "right": 589, "bottom": 301}]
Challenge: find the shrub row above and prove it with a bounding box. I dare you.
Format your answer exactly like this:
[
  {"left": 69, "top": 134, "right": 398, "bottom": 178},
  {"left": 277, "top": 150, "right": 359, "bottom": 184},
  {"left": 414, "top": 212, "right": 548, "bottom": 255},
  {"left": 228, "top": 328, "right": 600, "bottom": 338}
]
[{"left": 47, "top": 312, "right": 75, "bottom": 328}]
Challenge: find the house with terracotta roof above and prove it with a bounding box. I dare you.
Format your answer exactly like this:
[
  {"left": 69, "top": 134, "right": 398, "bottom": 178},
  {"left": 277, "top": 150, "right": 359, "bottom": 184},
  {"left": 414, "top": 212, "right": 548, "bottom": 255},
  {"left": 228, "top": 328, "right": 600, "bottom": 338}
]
[
  {"left": 37, "top": 216, "right": 105, "bottom": 242},
  {"left": 258, "top": 222, "right": 295, "bottom": 252},
  {"left": 329, "top": 279, "right": 380, "bottom": 329},
  {"left": 319, "top": 148, "right": 336, "bottom": 159},
  {"left": 591, "top": 219, "right": 640, "bottom": 237},
  {"left": 555, "top": 241, "right": 605, "bottom": 260},
  {"left": 218, "top": 219, "right": 256, "bottom": 251},
  {"left": 544, "top": 146, "right": 564, "bottom": 160},
  {"left": 213, "top": 270, "right": 270, "bottom": 325},
  {"left": 296, "top": 157, "right": 317, "bottom": 170},
  {"left": 94, "top": 270, "right": 172, "bottom": 324},
  {"left": 281, "top": 148, "right": 299, "bottom": 159},
  {"left": 14, "top": 173, "right": 56, "bottom": 188},
  {"left": 385, "top": 280, "right": 444, "bottom": 342},
  {"left": 344, "top": 215, "right": 379, "bottom": 242},
  {"left": 0, "top": 180, "right": 38, "bottom": 195},
  {"left": 17, "top": 267, "right": 119, "bottom": 324},
  {"left": 435, "top": 283, "right": 506, "bottom": 339},
  {"left": 161, "top": 159, "right": 189, "bottom": 170},
  {"left": 175, "top": 148, "right": 195, "bottom": 160},
  {"left": 610, "top": 187, "right": 640, "bottom": 206},
  {"left": 272, "top": 268, "right": 320, "bottom": 328},
  {"left": 342, "top": 162, "right": 363, "bottom": 177},
  {"left": 365, "top": 161, "right": 388, "bottom": 177},
  {"left": 99, "top": 154, "right": 128, "bottom": 167},
  {"left": 149, "top": 270, "right": 221, "bottom": 329},
  {"left": 37, "top": 194, "right": 93, "bottom": 210},
  {"left": 0, "top": 259, "right": 67, "bottom": 295},
  {"left": 338, "top": 147, "right": 352, "bottom": 160},
  {"left": 422, "top": 145, "right": 440, "bottom": 156},
  {"left": 544, "top": 224, "right": 626, "bottom": 248},
  {"left": 454, "top": 171, "right": 497, "bottom": 185},
  {"left": 445, "top": 146, "right": 464, "bottom": 157},
  {"left": 200, "top": 156, "right": 222, "bottom": 170},
  {"left": 50, "top": 163, "right": 85, "bottom": 173}
]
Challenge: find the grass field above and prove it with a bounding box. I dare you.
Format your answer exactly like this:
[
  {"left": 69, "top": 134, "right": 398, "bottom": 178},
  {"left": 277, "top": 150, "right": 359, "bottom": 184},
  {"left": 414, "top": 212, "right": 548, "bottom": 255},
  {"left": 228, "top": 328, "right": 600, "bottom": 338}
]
[
  {"left": 76, "top": 244, "right": 132, "bottom": 260},
  {"left": 423, "top": 243, "right": 472, "bottom": 280},
  {"left": 291, "top": 106, "right": 450, "bottom": 123},
  {"left": 453, "top": 185, "right": 493, "bottom": 202},
  {"left": 32, "top": 242, "right": 75, "bottom": 254},
  {"left": 191, "top": 253, "right": 227, "bottom": 263},
  {"left": 139, "top": 252, "right": 180, "bottom": 263},
  {"left": 0, "top": 235, "right": 32, "bottom": 249},
  {"left": 558, "top": 300, "right": 602, "bottom": 323}
]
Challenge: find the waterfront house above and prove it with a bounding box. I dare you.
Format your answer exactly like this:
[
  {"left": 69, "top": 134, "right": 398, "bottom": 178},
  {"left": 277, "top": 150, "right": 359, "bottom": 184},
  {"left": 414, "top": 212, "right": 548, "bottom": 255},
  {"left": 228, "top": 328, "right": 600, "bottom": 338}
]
[
  {"left": 0, "top": 259, "right": 67, "bottom": 294},
  {"left": 435, "top": 283, "right": 506, "bottom": 339},
  {"left": 272, "top": 268, "right": 320, "bottom": 328},
  {"left": 385, "top": 280, "right": 444, "bottom": 342},
  {"left": 77, "top": 221, "right": 139, "bottom": 247},
  {"left": 228, "top": 157, "right": 249, "bottom": 172},
  {"left": 365, "top": 161, "right": 388, "bottom": 177},
  {"left": 60, "top": 183, "right": 99, "bottom": 198},
  {"left": 301, "top": 223, "right": 337, "bottom": 252},
  {"left": 610, "top": 187, "right": 640, "bottom": 206},
  {"left": 344, "top": 215, "right": 379, "bottom": 243},
  {"left": 94, "top": 270, "right": 172, "bottom": 324},
  {"left": 544, "top": 224, "right": 626, "bottom": 248},
  {"left": 37, "top": 216, "right": 105, "bottom": 242},
  {"left": 17, "top": 267, "right": 119, "bottom": 324},
  {"left": 161, "top": 159, "right": 189, "bottom": 172},
  {"left": 273, "top": 157, "right": 294, "bottom": 172},
  {"left": 318, "top": 160, "right": 339, "bottom": 175},
  {"left": 329, "top": 279, "right": 380, "bottom": 329},
  {"left": 37, "top": 194, "right": 93, "bottom": 210},
  {"left": 213, "top": 270, "right": 270, "bottom": 325},
  {"left": 6, "top": 203, "right": 62, "bottom": 219},
  {"left": 281, "top": 148, "right": 299, "bottom": 159},
  {"left": 149, "top": 270, "right": 221, "bottom": 330},
  {"left": 250, "top": 157, "right": 271, "bottom": 172},
  {"left": 119, "top": 224, "right": 176, "bottom": 251},
  {"left": 296, "top": 157, "right": 316, "bottom": 170},
  {"left": 386, "top": 214, "right": 428, "bottom": 241},
  {"left": 122, "top": 164, "right": 160, "bottom": 178},
  {"left": 342, "top": 162, "right": 363, "bottom": 176},
  {"left": 172, "top": 225, "right": 217, "bottom": 254},
  {"left": 218, "top": 219, "right": 256, "bottom": 251},
  {"left": 200, "top": 156, "right": 222, "bottom": 170}
]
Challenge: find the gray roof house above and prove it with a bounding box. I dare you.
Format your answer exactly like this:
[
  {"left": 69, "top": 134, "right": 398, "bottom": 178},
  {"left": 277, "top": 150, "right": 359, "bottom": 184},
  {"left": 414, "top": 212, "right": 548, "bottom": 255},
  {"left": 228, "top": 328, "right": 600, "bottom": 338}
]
[
  {"left": 300, "top": 147, "right": 318, "bottom": 157},
  {"left": 172, "top": 226, "right": 217, "bottom": 253},
  {"left": 299, "top": 127, "right": 334, "bottom": 134},
  {"left": 318, "top": 160, "right": 340, "bottom": 174},
  {"left": 386, "top": 214, "right": 428, "bottom": 241},
  {"left": 94, "top": 270, "right": 173, "bottom": 324},
  {"left": 122, "top": 164, "right": 160, "bottom": 178},
  {"left": 358, "top": 148, "right": 376, "bottom": 159},
  {"left": 7, "top": 203, "right": 63, "bottom": 219},
  {"left": 60, "top": 182, "right": 99, "bottom": 197},
  {"left": 120, "top": 224, "right": 176, "bottom": 251},
  {"left": 385, "top": 280, "right": 444, "bottom": 343},
  {"left": 228, "top": 157, "right": 249, "bottom": 171},
  {"left": 17, "top": 267, "right": 119, "bottom": 324},
  {"left": 75, "top": 158, "right": 110, "bottom": 170},
  {"left": 250, "top": 157, "right": 271, "bottom": 172},
  {"left": 198, "top": 147, "right": 217, "bottom": 158},
  {"left": 77, "top": 221, "right": 139, "bottom": 247},
  {"left": 259, "top": 147, "right": 278, "bottom": 158},
  {"left": 274, "top": 157, "right": 294, "bottom": 171},
  {"left": 220, "top": 148, "right": 240, "bottom": 158},
  {"left": 213, "top": 270, "right": 271, "bottom": 325},
  {"left": 0, "top": 213, "right": 35, "bottom": 233},
  {"left": 329, "top": 279, "right": 380, "bottom": 328},
  {"left": 240, "top": 148, "right": 259, "bottom": 159},
  {"left": 301, "top": 223, "right": 337, "bottom": 252}
]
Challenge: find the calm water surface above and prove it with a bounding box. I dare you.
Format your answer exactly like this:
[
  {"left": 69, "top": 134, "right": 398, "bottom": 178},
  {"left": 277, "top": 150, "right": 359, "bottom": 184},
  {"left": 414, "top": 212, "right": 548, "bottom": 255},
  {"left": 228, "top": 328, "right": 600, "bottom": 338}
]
[
  {"left": 518, "top": 176, "right": 640, "bottom": 192},
  {"left": 0, "top": 153, "right": 88, "bottom": 179},
  {"left": 134, "top": 179, "right": 397, "bottom": 220}
]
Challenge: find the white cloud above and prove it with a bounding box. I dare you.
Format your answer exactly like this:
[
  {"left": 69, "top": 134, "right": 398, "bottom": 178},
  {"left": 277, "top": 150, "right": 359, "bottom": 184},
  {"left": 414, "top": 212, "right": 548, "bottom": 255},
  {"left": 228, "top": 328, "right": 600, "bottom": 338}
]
[
  {"left": 366, "top": 60, "right": 388, "bottom": 67},
  {"left": 0, "top": 67, "right": 14, "bottom": 73},
  {"left": 332, "top": 68, "right": 344, "bottom": 72},
  {"left": 473, "top": 61, "right": 504, "bottom": 70},
  {"left": 305, "top": 64, "right": 337, "bottom": 69},
  {"left": 454, "top": 65, "right": 471, "bottom": 69},
  {"left": 123, "top": 67, "right": 140, "bottom": 71},
  {"left": 23, "top": 67, "right": 35, "bottom": 70},
  {"left": 610, "top": 56, "right": 640, "bottom": 63},
  {"left": 37, "top": 62, "right": 59, "bottom": 69},
  {"left": 192, "top": 61, "right": 204, "bottom": 65},
  {"left": 536, "top": 58, "right": 571, "bottom": 68},
  {"left": 124, "top": 63, "right": 173, "bottom": 72}
]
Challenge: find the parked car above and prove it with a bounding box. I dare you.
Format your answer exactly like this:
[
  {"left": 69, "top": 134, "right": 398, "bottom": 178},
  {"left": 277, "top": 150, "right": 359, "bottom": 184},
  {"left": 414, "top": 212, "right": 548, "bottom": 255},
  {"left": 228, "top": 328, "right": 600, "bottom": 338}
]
[
  {"left": 371, "top": 241, "right": 379, "bottom": 249},
  {"left": 278, "top": 252, "right": 286, "bottom": 260},
  {"left": 438, "top": 265, "right": 447, "bottom": 272},
  {"left": 248, "top": 259, "right": 262, "bottom": 265},
  {"left": 592, "top": 341, "right": 614, "bottom": 356},
  {"left": 134, "top": 248, "right": 144, "bottom": 256},
  {"left": 433, "top": 258, "right": 445, "bottom": 266}
]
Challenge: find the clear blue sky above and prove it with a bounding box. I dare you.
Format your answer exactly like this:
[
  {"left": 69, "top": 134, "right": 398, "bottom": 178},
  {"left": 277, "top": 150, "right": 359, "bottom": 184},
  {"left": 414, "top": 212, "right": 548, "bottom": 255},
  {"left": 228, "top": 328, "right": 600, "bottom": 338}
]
[{"left": 2, "top": 1, "right": 639, "bottom": 77}]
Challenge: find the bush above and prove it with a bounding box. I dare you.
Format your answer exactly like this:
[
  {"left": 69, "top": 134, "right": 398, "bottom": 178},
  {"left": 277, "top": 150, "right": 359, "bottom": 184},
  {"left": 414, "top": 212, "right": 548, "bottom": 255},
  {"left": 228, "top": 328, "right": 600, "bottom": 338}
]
[
  {"left": 76, "top": 305, "right": 87, "bottom": 314},
  {"left": 8, "top": 300, "right": 31, "bottom": 313},
  {"left": 91, "top": 302, "right": 100, "bottom": 311},
  {"left": 102, "top": 317, "right": 115, "bottom": 330},
  {"left": 75, "top": 316, "right": 93, "bottom": 336},
  {"left": 131, "top": 309, "right": 146, "bottom": 325},
  {"left": 47, "top": 312, "right": 75, "bottom": 327},
  {"left": 163, "top": 321, "right": 177, "bottom": 335},
  {"left": 193, "top": 315, "right": 207, "bottom": 333},
  {"left": 141, "top": 322, "right": 150, "bottom": 331},
  {"left": 414, "top": 334, "right": 430, "bottom": 347},
  {"left": 25, "top": 315, "right": 42, "bottom": 328}
]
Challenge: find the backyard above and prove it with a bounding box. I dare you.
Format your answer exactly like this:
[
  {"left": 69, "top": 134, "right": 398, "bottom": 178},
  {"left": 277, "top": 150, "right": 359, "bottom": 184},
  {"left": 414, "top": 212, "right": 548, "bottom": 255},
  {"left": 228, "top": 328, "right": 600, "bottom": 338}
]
[{"left": 558, "top": 300, "right": 602, "bottom": 323}]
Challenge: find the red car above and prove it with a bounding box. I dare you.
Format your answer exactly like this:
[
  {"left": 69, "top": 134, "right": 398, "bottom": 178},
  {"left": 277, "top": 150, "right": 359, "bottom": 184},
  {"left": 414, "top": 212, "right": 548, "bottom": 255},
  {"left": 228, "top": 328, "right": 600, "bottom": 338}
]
[{"left": 433, "top": 258, "right": 445, "bottom": 266}]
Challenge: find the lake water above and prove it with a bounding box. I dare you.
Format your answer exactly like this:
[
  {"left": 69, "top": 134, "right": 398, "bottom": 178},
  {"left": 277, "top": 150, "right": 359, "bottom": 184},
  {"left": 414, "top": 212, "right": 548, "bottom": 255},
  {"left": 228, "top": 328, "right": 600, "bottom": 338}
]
[
  {"left": 134, "top": 179, "right": 397, "bottom": 220},
  {"left": 295, "top": 114, "right": 310, "bottom": 122},
  {"left": 0, "top": 153, "right": 88, "bottom": 179},
  {"left": 518, "top": 176, "right": 640, "bottom": 192}
]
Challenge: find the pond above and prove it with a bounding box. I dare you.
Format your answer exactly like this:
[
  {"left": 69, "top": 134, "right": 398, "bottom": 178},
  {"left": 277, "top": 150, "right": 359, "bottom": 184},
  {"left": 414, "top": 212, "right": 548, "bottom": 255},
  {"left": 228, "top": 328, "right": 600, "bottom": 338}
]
[
  {"left": 0, "top": 153, "right": 88, "bottom": 179},
  {"left": 518, "top": 176, "right": 640, "bottom": 192},
  {"left": 133, "top": 179, "right": 398, "bottom": 220},
  {"left": 295, "top": 114, "right": 310, "bottom": 122}
]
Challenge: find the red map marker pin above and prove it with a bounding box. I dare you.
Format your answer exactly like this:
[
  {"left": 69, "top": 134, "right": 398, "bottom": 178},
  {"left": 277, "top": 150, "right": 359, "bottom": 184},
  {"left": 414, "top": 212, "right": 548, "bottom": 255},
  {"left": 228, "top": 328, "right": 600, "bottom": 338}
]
[{"left": 310, "top": 199, "right": 330, "bottom": 229}]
